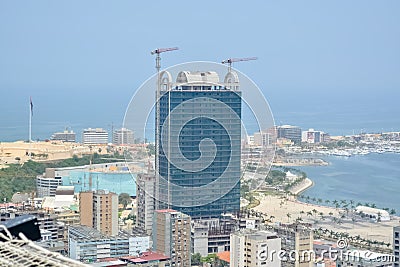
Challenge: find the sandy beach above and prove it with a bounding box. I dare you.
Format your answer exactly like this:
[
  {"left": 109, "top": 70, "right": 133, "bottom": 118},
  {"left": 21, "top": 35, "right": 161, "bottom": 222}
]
[
  {"left": 0, "top": 141, "right": 109, "bottom": 165},
  {"left": 254, "top": 194, "right": 400, "bottom": 245}
]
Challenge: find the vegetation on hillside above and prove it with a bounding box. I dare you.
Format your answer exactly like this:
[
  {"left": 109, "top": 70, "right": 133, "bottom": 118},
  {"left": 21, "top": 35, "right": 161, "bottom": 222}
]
[{"left": 0, "top": 153, "right": 125, "bottom": 202}]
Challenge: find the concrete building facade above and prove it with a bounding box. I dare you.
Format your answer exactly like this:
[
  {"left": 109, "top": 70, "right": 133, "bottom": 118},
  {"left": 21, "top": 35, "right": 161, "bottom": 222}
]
[
  {"left": 51, "top": 130, "right": 76, "bottom": 142},
  {"left": 273, "top": 223, "right": 314, "bottom": 267},
  {"left": 136, "top": 173, "right": 156, "bottom": 235},
  {"left": 152, "top": 209, "right": 191, "bottom": 267},
  {"left": 277, "top": 125, "right": 302, "bottom": 144},
  {"left": 112, "top": 128, "right": 134, "bottom": 145},
  {"left": 82, "top": 128, "right": 109, "bottom": 145},
  {"left": 68, "top": 225, "right": 150, "bottom": 263},
  {"left": 36, "top": 168, "right": 63, "bottom": 198},
  {"left": 230, "top": 229, "right": 281, "bottom": 267},
  {"left": 79, "top": 190, "right": 118, "bottom": 236}
]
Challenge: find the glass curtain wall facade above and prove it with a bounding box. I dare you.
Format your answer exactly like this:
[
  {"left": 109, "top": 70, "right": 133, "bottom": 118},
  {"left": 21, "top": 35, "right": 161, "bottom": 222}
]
[{"left": 156, "top": 74, "right": 241, "bottom": 219}]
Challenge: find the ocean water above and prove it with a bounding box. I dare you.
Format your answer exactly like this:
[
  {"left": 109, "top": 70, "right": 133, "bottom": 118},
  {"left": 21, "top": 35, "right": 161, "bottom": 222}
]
[
  {"left": 299, "top": 153, "right": 400, "bottom": 214},
  {"left": 1, "top": 89, "right": 400, "bottom": 212}
]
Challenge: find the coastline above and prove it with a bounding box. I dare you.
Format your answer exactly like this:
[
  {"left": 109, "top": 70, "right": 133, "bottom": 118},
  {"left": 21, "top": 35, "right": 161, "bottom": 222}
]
[
  {"left": 289, "top": 177, "right": 314, "bottom": 196},
  {"left": 254, "top": 193, "right": 399, "bottom": 246}
]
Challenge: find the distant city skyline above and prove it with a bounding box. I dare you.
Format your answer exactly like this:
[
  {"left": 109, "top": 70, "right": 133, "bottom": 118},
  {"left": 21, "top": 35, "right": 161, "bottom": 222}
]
[{"left": 0, "top": 1, "right": 399, "bottom": 141}]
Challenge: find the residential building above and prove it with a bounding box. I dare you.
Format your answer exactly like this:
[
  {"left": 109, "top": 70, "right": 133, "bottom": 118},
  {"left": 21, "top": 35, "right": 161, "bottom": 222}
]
[
  {"left": 302, "top": 129, "right": 322, "bottom": 144},
  {"left": 230, "top": 229, "right": 281, "bottom": 267},
  {"left": 191, "top": 213, "right": 262, "bottom": 256},
  {"left": 113, "top": 128, "right": 134, "bottom": 145},
  {"left": 277, "top": 125, "right": 302, "bottom": 144},
  {"left": 253, "top": 127, "right": 277, "bottom": 147},
  {"left": 82, "top": 128, "right": 109, "bottom": 145},
  {"left": 301, "top": 129, "right": 330, "bottom": 144},
  {"left": 79, "top": 190, "right": 118, "bottom": 236},
  {"left": 42, "top": 185, "right": 76, "bottom": 210},
  {"left": 273, "top": 223, "right": 313, "bottom": 267},
  {"left": 51, "top": 130, "right": 76, "bottom": 142},
  {"left": 394, "top": 226, "right": 400, "bottom": 267},
  {"left": 136, "top": 173, "right": 156, "bottom": 235},
  {"left": 36, "top": 168, "right": 63, "bottom": 198},
  {"left": 68, "top": 225, "right": 150, "bottom": 262},
  {"left": 152, "top": 209, "right": 191, "bottom": 267},
  {"left": 155, "top": 70, "right": 241, "bottom": 218}
]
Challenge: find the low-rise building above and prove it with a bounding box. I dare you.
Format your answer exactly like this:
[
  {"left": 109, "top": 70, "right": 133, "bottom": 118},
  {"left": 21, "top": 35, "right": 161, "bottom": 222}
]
[
  {"left": 356, "top": 206, "right": 391, "bottom": 222},
  {"left": 68, "top": 225, "right": 150, "bottom": 263},
  {"left": 36, "top": 168, "right": 63, "bottom": 198},
  {"left": 51, "top": 130, "right": 76, "bottom": 142}
]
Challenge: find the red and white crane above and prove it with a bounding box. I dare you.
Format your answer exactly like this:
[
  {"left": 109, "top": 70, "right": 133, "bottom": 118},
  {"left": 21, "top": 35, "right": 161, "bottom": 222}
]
[
  {"left": 221, "top": 57, "right": 258, "bottom": 72},
  {"left": 151, "top": 47, "right": 179, "bottom": 73}
]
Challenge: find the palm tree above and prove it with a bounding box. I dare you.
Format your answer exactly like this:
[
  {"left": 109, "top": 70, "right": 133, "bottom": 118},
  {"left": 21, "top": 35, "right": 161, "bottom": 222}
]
[
  {"left": 299, "top": 210, "right": 305, "bottom": 218},
  {"left": 325, "top": 199, "right": 331, "bottom": 205},
  {"left": 370, "top": 203, "right": 377, "bottom": 208},
  {"left": 286, "top": 213, "right": 291, "bottom": 223},
  {"left": 312, "top": 209, "right": 318, "bottom": 219},
  {"left": 390, "top": 209, "right": 396, "bottom": 215}
]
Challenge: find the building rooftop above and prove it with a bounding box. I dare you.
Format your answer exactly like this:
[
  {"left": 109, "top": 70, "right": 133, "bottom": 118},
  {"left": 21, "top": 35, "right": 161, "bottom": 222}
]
[
  {"left": 216, "top": 251, "right": 230, "bottom": 264},
  {"left": 176, "top": 71, "right": 220, "bottom": 84},
  {"left": 68, "top": 225, "right": 146, "bottom": 241},
  {"left": 121, "top": 251, "right": 170, "bottom": 263},
  {"left": 155, "top": 209, "right": 176, "bottom": 213}
]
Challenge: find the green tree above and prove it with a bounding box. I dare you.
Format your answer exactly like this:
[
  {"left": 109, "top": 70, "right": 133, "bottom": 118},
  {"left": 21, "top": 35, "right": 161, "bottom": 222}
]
[
  {"left": 118, "top": 193, "right": 132, "bottom": 209},
  {"left": 191, "top": 253, "right": 202, "bottom": 265}
]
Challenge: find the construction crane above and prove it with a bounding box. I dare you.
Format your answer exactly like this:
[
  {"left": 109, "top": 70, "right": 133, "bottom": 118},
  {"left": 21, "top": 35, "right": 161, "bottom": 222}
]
[
  {"left": 151, "top": 47, "right": 179, "bottom": 210},
  {"left": 151, "top": 47, "right": 179, "bottom": 73},
  {"left": 221, "top": 57, "right": 258, "bottom": 72}
]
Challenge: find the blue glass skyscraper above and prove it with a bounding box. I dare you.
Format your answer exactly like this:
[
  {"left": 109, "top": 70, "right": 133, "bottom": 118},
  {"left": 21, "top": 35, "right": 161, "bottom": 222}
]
[{"left": 155, "top": 70, "right": 241, "bottom": 219}]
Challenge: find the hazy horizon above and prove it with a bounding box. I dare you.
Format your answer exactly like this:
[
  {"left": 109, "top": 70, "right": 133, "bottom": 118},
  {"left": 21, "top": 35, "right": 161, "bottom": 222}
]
[{"left": 1, "top": 1, "right": 399, "bottom": 141}]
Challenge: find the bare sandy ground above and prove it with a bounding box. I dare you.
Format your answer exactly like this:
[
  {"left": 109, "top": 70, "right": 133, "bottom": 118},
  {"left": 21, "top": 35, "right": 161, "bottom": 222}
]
[
  {"left": 0, "top": 141, "right": 109, "bottom": 164},
  {"left": 254, "top": 195, "right": 400, "bottom": 245}
]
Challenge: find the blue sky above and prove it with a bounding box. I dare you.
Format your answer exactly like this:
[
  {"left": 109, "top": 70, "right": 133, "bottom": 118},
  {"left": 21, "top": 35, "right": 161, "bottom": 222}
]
[{"left": 0, "top": 1, "right": 399, "bottom": 140}]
